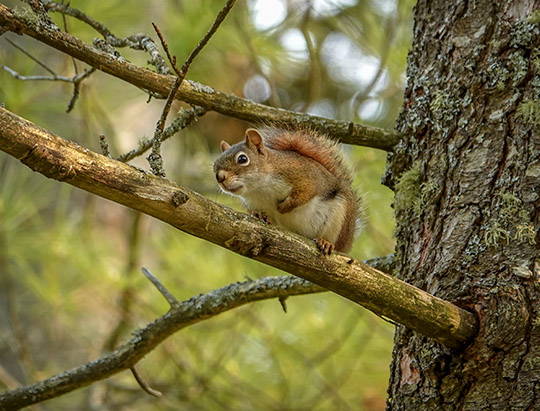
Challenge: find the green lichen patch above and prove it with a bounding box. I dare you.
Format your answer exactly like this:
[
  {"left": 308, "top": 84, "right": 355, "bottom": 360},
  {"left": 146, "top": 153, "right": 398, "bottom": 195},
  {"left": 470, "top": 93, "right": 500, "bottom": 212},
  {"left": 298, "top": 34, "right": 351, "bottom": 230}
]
[
  {"left": 430, "top": 90, "right": 461, "bottom": 133},
  {"left": 483, "top": 192, "right": 535, "bottom": 247},
  {"left": 486, "top": 62, "right": 510, "bottom": 90},
  {"left": 413, "top": 181, "right": 439, "bottom": 216},
  {"left": 515, "top": 224, "right": 537, "bottom": 245},
  {"left": 510, "top": 19, "right": 538, "bottom": 48},
  {"left": 484, "top": 221, "right": 511, "bottom": 247},
  {"left": 394, "top": 162, "right": 423, "bottom": 218},
  {"left": 516, "top": 99, "right": 540, "bottom": 128},
  {"left": 527, "top": 10, "right": 540, "bottom": 25}
]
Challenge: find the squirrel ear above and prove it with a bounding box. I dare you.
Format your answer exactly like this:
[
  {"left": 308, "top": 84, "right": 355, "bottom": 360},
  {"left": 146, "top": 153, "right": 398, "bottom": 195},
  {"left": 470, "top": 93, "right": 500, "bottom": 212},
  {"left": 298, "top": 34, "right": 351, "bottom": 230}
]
[
  {"left": 245, "top": 129, "right": 266, "bottom": 155},
  {"left": 220, "top": 141, "right": 231, "bottom": 152}
]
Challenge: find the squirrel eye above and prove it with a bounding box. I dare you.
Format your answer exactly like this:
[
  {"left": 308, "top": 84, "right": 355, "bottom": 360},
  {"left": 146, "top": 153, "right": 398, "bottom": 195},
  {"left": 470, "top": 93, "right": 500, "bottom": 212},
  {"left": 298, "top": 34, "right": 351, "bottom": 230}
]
[{"left": 236, "top": 153, "right": 250, "bottom": 166}]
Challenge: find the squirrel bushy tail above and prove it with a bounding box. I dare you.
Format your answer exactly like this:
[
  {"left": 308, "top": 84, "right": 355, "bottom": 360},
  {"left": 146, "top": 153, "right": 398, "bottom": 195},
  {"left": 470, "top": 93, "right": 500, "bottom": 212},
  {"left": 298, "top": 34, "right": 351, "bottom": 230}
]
[{"left": 257, "top": 127, "right": 353, "bottom": 184}]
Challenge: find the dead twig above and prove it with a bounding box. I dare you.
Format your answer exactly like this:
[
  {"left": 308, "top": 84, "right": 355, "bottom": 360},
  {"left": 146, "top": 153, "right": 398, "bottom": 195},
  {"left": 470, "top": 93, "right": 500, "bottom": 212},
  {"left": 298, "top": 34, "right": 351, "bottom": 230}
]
[
  {"left": 141, "top": 267, "right": 179, "bottom": 307},
  {"left": 147, "top": 1, "right": 236, "bottom": 176},
  {"left": 130, "top": 367, "right": 162, "bottom": 398},
  {"left": 3, "top": 39, "right": 96, "bottom": 112},
  {"left": 117, "top": 106, "right": 206, "bottom": 163},
  {"left": 0, "top": 274, "right": 327, "bottom": 409}
]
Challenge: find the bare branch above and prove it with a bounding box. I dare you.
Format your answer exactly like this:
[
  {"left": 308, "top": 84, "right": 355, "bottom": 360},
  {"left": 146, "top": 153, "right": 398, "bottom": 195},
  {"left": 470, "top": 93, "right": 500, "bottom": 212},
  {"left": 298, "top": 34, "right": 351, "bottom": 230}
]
[
  {"left": 1, "top": 64, "right": 94, "bottom": 84},
  {"left": 146, "top": 1, "right": 235, "bottom": 175},
  {"left": 1, "top": 65, "right": 71, "bottom": 82},
  {"left": 2, "top": 36, "right": 96, "bottom": 112},
  {"left": 42, "top": 0, "right": 116, "bottom": 41},
  {"left": 141, "top": 267, "right": 179, "bottom": 307},
  {"left": 177, "top": 0, "right": 237, "bottom": 77},
  {"left": 130, "top": 367, "right": 162, "bottom": 398},
  {"left": 6, "top": 38, "right": 56, "bottom": 75},
  {"left": 0, "top": 107, "right": 478, "bottom": 350},
  {"left": 0, "top": 273, "right": 327, "bottom": 409},
  {"left": 0, "top": 4, "right": 400, "bottom": 151},
  {"left": 117, "top": 106, "right": 206, "bottom": 163}
]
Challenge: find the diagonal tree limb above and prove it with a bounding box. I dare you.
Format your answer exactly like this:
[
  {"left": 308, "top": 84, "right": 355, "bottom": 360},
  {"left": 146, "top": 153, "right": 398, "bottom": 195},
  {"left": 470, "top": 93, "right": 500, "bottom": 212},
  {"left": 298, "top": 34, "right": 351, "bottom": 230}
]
[
  {"left": 0, "top": 107, "right": 478, "bottom": 350},
  {"left": 0, "top": 4, "right": 400, "bottom": 151}
]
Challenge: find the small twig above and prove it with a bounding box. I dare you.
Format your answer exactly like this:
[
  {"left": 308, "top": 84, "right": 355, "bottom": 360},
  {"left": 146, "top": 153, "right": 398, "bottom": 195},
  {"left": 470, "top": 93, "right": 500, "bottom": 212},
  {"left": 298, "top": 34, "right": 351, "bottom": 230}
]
[
  {"left": 6, "top": 38, "right": 56, "bottom": 75},
  {"left": 67, "top": 68, "right": 96, "bottom": 112},
  {"left": 1, "top": 65, "right": 70, "bottom": 81},
  {"left": 178, "top": 0, "right": 237, "bottom": 77},
  {"left": 278, "top": 296, "right": 288, "bottom": 313},
  {"left": 147, "top": 1, "right": 236, "bottom": 176},
  {"left": 130, "top": 367, "right": 162, "bottom": 398},
  {"left": 141, "top": 267, "right": 179, "bottom": 307},
  {"left": 151, "top": 23, "right": 181, "bottom": 77},
  {"left": 117, "top": 105, "right": 206, "bottom": 163},
  {"left": 146, "top": 23, "right": 182, "bottom": 176},
  {"left": 146, "top": 76, "right": 180, "bottom": 177},
  {"left": 2, "top": 64, "right": 94, "bottom": 83},
  {"left": 3, "top": 37, "right": 96, "bottom": 112},
  {"left": 98, "top": 134, "right": 111, "bottom": 157},
  {"left": 1, "top": 65, "right": 95, "bottom": 112}
]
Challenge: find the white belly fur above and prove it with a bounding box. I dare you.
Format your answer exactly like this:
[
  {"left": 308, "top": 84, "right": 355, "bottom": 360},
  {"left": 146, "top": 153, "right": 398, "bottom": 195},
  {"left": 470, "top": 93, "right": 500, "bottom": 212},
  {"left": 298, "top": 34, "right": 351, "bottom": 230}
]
[
  {"left": 245, "top": 192, "right": 346, "bottom": 243},
  {"left": 272, "top": 195, "right": 346, "bottom": 242},
  {"left": 238, "top": 174, "right": 345, "bottom": 243}
]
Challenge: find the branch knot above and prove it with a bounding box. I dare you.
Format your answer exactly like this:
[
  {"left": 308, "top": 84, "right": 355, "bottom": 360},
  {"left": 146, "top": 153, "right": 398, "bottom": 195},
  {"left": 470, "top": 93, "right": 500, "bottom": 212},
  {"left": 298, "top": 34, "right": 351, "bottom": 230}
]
[{"left": 172, "top": 191, "right": 189, "bottom": 207}]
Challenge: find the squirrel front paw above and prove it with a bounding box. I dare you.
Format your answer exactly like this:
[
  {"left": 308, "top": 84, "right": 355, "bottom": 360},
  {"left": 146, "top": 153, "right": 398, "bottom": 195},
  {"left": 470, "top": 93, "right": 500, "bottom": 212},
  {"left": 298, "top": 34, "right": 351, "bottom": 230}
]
[
  {"left": 251, "top": 211, "right": 271, "bottom": 224},
  {"left": 315, "top": 238, "right": 335, "bottom": 255}
]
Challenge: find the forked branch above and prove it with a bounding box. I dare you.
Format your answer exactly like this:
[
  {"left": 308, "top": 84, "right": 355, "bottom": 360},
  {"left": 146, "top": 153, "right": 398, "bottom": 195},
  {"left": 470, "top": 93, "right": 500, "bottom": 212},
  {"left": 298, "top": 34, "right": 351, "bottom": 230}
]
[
  {"left": 0, "top": 4, "right": 400, "bottom": 151},
  {"left": 0, "top": 273, "right": 326, "bottom": 409}
]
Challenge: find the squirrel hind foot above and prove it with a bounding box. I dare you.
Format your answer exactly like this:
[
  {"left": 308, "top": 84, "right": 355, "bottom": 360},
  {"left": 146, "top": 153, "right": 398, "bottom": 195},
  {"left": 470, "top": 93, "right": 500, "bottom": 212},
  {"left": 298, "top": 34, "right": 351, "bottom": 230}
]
[
  {"left": 315, "top": 238, "right": 335, "bottom": 255},
  {"left": 251, "top": 210, "right": 271, "bottom": 224}
]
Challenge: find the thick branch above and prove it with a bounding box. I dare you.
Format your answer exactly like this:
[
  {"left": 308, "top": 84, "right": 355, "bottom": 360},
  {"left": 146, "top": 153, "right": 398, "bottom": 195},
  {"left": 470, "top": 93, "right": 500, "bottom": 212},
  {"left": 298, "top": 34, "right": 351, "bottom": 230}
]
[
  {"left": 0, "top": 107, "right": 478, "bottom": 349},
  {"left": 0, "top": 4, "right": 400, "bottom": 151},
  {"left": 0, "top": 275, "right": 324, "bottom": 409}
]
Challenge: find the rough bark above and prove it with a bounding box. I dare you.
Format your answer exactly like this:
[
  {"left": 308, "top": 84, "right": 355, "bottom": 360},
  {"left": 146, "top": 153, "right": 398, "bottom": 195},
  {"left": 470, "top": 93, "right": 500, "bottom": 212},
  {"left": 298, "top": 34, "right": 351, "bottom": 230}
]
[{"left": 386, "top": 0, "right": 540, "bottom": 409}]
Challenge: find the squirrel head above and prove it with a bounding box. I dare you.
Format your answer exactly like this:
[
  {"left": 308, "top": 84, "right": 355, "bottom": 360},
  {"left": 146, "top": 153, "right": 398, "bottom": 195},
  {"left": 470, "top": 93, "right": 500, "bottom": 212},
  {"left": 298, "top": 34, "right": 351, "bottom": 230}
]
[{"left": 213, "top": 128, "right": 269, "bottom": 196}]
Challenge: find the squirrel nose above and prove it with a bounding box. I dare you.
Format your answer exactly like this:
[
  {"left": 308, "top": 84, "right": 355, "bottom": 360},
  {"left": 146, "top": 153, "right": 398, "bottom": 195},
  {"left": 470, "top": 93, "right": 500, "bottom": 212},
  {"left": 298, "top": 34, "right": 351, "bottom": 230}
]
[{"left": 216, "top": 170, "right": 226, "bottom": 183}]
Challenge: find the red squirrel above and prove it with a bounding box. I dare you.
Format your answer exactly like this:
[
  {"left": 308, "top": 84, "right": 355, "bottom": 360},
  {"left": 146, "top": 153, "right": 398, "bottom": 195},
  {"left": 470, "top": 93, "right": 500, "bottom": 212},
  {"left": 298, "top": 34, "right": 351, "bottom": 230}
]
[{"left": 213, "top": 127, "right": 358, "bottom": 254}]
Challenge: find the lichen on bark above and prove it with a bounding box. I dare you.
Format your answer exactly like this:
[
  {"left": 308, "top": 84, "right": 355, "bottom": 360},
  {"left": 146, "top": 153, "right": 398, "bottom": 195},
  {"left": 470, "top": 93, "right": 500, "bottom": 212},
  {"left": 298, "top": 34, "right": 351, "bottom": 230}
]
[{"left": 386, "top": 0, "right": 540, "bottom": 409}]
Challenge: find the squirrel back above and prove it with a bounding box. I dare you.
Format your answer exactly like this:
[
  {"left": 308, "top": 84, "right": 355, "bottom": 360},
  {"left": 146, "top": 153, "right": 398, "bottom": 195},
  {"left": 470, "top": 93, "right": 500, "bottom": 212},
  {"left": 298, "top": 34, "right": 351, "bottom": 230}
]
[{"left": 259, "top": 127, "right": 353, "bottom": 184}]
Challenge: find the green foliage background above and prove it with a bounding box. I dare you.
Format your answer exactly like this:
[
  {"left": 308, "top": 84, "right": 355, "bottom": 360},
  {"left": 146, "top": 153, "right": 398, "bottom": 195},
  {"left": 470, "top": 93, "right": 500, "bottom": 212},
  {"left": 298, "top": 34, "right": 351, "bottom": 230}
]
[{"left": 0, "top": 0, "right": 413, "bottom": 409}]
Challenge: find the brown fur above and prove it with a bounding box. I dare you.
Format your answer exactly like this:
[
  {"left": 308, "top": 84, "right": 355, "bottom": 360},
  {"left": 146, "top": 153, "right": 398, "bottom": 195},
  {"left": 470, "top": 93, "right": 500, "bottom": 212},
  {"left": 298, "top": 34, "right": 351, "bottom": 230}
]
[{"left": 257, "top": 127, "right": 353, "bottom": 184}]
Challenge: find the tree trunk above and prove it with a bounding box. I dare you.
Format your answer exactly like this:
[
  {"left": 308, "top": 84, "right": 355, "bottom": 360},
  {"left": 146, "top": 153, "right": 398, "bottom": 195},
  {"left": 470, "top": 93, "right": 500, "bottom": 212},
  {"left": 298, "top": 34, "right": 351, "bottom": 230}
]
[{"left": 386, "top": 0, "right": 540, "bottom": 408}]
